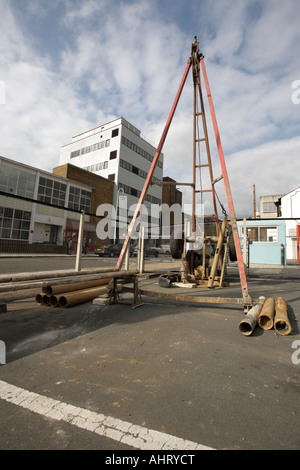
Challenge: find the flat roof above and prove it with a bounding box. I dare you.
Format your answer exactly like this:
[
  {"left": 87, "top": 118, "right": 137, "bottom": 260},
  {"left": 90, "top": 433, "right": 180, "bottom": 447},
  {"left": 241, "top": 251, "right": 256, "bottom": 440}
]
[{"left": 0, "top": 155, "right": 94, "bottom": 191}]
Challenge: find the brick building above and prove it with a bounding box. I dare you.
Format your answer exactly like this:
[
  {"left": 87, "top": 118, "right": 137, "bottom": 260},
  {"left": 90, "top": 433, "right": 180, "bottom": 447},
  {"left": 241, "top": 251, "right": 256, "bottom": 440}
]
[
  {"left": 53, "top": 163, "right": 114, "bottom": 248},
  {"left": 161, "top": 177, "right": 183, "bottom": 239}
]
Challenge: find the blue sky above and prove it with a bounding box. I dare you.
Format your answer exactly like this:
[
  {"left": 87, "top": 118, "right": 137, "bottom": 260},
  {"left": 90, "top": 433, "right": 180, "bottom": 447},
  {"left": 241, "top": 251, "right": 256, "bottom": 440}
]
[{"left": 0, "top": 0, "right": 299, "bottom": 217}]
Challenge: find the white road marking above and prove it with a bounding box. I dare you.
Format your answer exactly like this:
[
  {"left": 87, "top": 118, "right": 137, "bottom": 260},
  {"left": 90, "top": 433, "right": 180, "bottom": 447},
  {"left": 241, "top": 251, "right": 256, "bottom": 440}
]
[{"left": 0, "top": 380, "right": 214, "bottom": 450}]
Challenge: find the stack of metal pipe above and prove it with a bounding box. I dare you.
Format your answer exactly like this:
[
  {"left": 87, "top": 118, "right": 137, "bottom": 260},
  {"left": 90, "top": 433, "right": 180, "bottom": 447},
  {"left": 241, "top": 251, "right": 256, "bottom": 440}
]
[
  {"left": 36, "top": 270, "right": 137, "bottom": 308},
  {"left": 239, "top": 296, "right": 292, "bottom": 336},
  {"left": 36, "top": 277, "right": 111, "bottom": 308}
]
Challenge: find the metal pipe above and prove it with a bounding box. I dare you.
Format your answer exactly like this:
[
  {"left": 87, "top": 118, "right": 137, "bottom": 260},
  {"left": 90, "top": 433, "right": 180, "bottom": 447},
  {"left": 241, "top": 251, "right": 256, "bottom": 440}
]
[
  {"left": 42, "top": 270, "right": 137, "bottom": 289},
  {"left": 243, "top": 218, "right": 247, "bottom": 265},
  {"left": 139, "top": 226, "right": 145, "bottom": 274},
  {"left": 253, "top": 184, "right": 256, "bottom": 219},
  {"left": 125, "top": 230, "right": 130, "bottom": 270},
  {"left": 274, "top": 297, "right": 292, "bottom": 336},
  {"left": 49, "top": 295, "right": 59, "bottom": 307},
  {"left": 123, "top": 285, "right": 244, "bottom": 305},
  {"left": 58, "top": 286, "right": 109, "bottom": 308},
  {"left": 297, "top": 224, "right": 300, "bottom": 264},
  {"left": 192, "top": 74, "right": 197, "bottom": 234},
  {"left": 258, "top": 297, "right": 275, "bottom": 330},
  {"left": 0, "top": 280, "right": 44, "bottom": 293},
  {"left": 43, "top": 278, "right": 111, "bottom": 296},
  {"left": 207, "top": 217, "right": 227, "bottom": 288},
  {"left": 194, "top": 40, "right": 219, "bottom": 235},
  {"left": 42, "top": 295, "right": 50, "bottom": 306},
  {"left": 49, "top": 281, "right": 111, "bottom": 307},
  {"left": 75, "top": 210, "right": 85, "bottom": 272},
  {"left": 116, "top": 59, "right": 192, "bottom": 269},
  {"left": 35, "top": 293, "right": 51, "bottom": 305},
  {"left": 200, "top": 55, "right": 251, "bottom": 307},
  {"left": 0, "top": 267, "right": 120, "bottom": 284},
  {"left": 239, "top": 296, "right": 266, "bottom": 336},
  {"left": 35, "top": 293, "right": 44, "bottom": 304}
]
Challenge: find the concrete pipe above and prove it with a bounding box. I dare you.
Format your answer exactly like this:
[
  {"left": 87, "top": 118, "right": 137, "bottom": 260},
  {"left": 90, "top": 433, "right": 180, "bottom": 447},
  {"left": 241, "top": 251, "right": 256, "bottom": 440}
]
[
  {"left": 274, "top": 297, "right": 292, "bottom": 336},
  {"left": 239, "top": 296, "right": 266, "bottom": 336},
  {"left": 58, "top": 286, "right": 108, "bottom": 308},
  {"left": 43, "top": 278, "right": 111, "bottom": 296},
  {"left": 258, "top": 297, "right": 275, "bottom": 330}
]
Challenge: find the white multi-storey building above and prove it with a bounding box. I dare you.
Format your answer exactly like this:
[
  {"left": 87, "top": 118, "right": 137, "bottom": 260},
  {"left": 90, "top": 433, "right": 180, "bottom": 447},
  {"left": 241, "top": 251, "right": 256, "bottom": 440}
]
[
  {"left": 60, "top": 117, "right": 164, "bottom": 241},
  {"left": 279, "top": 187, "right": 300, "bottom": 261}
]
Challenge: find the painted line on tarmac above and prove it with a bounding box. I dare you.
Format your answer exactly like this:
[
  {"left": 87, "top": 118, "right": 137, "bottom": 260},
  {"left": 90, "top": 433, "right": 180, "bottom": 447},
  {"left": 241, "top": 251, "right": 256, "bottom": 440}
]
[{"left": 0, "top": 380, "right": 214, "bottom": 450}]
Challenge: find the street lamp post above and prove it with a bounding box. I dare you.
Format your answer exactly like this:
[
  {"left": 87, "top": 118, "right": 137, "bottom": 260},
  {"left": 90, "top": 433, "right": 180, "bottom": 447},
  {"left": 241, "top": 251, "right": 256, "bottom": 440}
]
[{"left": 114, "top": 188, "right": 124, "bottom": 244}]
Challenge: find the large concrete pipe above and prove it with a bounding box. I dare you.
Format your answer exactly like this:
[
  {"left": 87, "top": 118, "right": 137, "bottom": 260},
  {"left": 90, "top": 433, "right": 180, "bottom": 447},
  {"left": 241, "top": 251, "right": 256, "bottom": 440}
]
[
  {"left": 43, "top": 278, "right": 111, "bottom": 296},
  {"left": 239, "top": 296, "right": 266, "bottom": 336},
  {"left": 258, "top": 297, "right": 275, "bottom": 330},
  {"left": 58, "top": 286, "right": 108, "bottom": 308},
  {"left": 274, "top": 297, "right": 292, "bottom": 336}
]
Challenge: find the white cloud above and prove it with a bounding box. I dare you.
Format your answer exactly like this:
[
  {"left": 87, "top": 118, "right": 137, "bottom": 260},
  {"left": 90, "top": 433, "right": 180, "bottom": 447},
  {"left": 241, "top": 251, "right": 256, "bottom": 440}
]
[
  {"left": 237, "top": 0, "right": 300, "bottom": 75},
  {"left": 213, "top": 136, "right": 300, "bottom": 218},
  {"left": 0, "top": 0, "right": 299, "bottom": 219},
  {"left": 63, "top": 0, "right": 106, "bottom": 25}
]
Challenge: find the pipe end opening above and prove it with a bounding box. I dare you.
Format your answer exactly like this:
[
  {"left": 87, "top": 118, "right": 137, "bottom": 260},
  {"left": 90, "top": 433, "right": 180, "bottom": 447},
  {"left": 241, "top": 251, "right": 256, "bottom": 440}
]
[
  {"left": 49, "top": 296, "right": 58, "bottom": 307},
  {"left": 42, "top": 296, "right": 50, "bottom": 306},
  {"left": 239, "top": 322, "right": 253, "bottom": 336},
  {"left": 274, "top": 320, "right": 289, "bottom": 333},
  {"left": 59, "top": 297, "right": 67, "bottom": 308},
  {"left": 258, "top": 315, "right": 273, "bottom": 330}
]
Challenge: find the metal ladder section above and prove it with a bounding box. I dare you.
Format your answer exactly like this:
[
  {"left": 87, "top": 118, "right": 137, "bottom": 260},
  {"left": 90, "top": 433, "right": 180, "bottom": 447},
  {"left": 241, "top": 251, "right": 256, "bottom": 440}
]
[{"left": 116, "top": 37, "right": 252, "bottom": 308}]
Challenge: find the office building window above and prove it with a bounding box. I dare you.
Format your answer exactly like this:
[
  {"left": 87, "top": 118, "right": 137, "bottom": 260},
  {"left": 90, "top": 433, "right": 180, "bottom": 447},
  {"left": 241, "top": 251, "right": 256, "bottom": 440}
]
[
  {"left": 68, "top": 186, "right": 92, "bottom": 212},
  {"left": 0, "top": 162, "right": 35, "bottom": 198},
  {"left": 121, "top": 136, "right": 163, "bottom": 168},
  {"left": 110, "top": 150, "right": 117, "bottom": 160},
  {"left": 83, "top": 161, "right": 108, "bottom": 172},
  {"left": 112, "top": 129, "right": 119, "bottom": 138},
  {"left": 38, "top": 177, "right": 66, "bottom": 206},
  {"left": 70, "top": 138, "right": 111, "bottom": 158},
  {"left": 119, "top": 159, "right": 160, "bottom": 182},
  {"left": 0, "top": 207, "right": 31, "bottom": 240}
]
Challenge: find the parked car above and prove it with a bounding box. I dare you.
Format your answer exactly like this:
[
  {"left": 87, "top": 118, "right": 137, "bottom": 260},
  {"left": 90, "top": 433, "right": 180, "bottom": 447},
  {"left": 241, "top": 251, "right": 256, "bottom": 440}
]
[
  {"left": 158, "top": 244, "right": 170, "bottom": 255},
  {"left": 94, "top": 243, "right": 133, "bottom": 257},
  {"left": 146, "top": 247, "right": 160, "bottom": 257},
  {"left": 132, "top": 245, "right": 160, "bottom": 257}
]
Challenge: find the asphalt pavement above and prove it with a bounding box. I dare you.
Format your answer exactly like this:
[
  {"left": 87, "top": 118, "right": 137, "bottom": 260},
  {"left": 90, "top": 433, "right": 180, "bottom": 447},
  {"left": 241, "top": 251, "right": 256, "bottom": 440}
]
[{"left": 0, "top": 257, "right": 299, "bottom": 451}]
